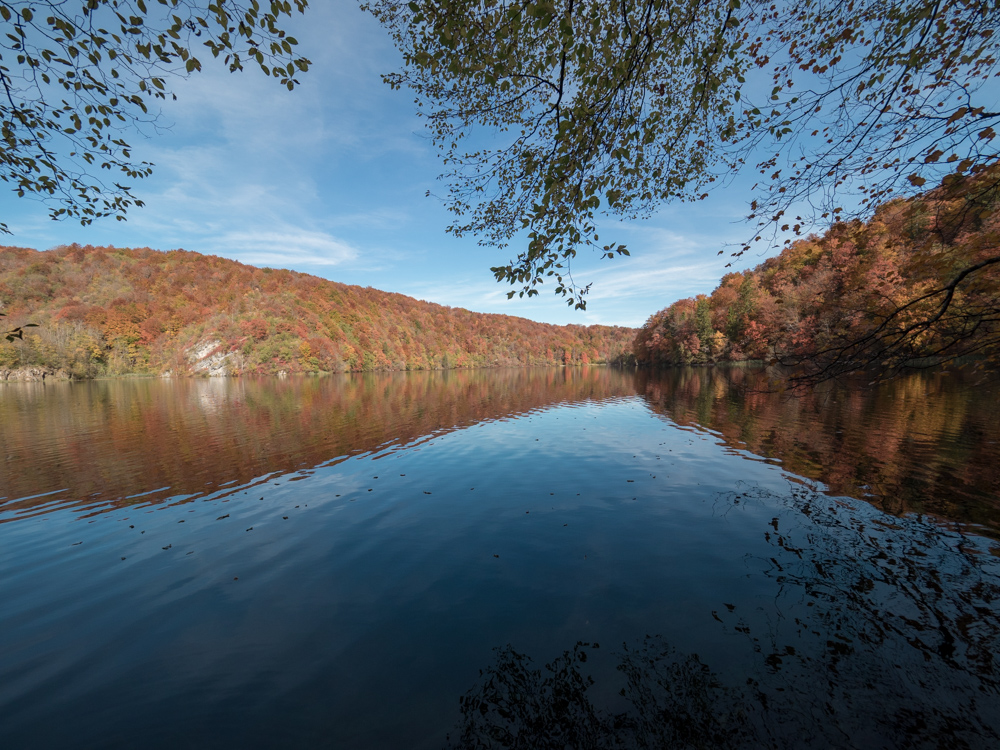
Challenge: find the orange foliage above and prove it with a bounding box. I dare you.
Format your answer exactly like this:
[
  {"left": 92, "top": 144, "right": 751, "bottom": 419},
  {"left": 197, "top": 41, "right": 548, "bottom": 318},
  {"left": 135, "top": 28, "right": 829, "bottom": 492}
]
[
  {"left": 0, "top": 245, "right": 635, "bottom": 375},
  {"left": 635, "top": 171, "right": 1000, "bottom": 370}
]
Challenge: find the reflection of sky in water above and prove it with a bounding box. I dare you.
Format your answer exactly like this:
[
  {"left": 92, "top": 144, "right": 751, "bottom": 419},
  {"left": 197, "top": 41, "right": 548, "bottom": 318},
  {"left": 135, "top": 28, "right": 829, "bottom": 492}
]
[
  {"left": 1, "top": 377, "right": 997, "bottom": 748},
  {"left": 0, "top": 368, "right": 998, "bottom": 748},
  {"left": 192, "top": 377, "right": 233, "bottom": 414},
  {"left": 0, "top": 368, "right": 640, "bottom": 518},
  {"left": 5, "top": 366, "right": 996, "bottom": 535}
]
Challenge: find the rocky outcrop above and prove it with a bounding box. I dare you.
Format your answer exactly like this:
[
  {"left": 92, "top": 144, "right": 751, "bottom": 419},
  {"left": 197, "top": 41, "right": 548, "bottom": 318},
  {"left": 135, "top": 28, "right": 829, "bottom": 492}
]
[
  {"left": 187, "top": 339, "right": 237, "bottom": 377},
  {"left": 0, "top": 366, "right": 70, "bottom": 381}
]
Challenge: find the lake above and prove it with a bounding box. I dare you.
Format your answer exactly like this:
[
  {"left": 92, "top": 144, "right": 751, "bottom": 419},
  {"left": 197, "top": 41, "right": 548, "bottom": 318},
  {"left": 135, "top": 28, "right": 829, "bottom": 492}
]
[{"left": 1, "top": 367, "right": 998, "bottom": 748}]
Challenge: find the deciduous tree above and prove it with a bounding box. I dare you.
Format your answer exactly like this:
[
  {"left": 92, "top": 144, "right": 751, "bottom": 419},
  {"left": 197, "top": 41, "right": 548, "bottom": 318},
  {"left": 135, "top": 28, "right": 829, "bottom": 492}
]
[
  {"left": 365, "top": 0, "right": 999, "bottom": 325},
  {"left": 0, "top": 0, "right": 310, "bottom": 232}
]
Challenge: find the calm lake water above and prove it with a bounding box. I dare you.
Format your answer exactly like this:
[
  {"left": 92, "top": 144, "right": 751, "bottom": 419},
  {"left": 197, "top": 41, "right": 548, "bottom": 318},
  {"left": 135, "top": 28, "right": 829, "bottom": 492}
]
[{"left": 1, "top": 367, "right": 998, "bottom": 748}]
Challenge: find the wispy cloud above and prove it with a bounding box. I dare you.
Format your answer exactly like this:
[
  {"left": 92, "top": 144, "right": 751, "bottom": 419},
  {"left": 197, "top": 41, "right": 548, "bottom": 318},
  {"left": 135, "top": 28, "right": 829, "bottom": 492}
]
[
  {"left": 566, "top": 226, "right": 724, "bottom": 300},
  {"left": 391, "top": 224, "right": 738, "bottom": 327},
  {"left": 398, "top": 277, "right": 510, "bottom": 309},
  {"left": 211, "top": 229, "right": 360, "bottom": 268},
  {"left": 580, "top": 260, "right": 725, "bottom": 302}
]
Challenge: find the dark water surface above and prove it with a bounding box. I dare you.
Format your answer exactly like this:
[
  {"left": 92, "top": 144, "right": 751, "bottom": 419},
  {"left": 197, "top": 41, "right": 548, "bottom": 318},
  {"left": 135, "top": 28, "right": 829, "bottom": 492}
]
[{"left": 1, "top": 367, "right": 998, "bottom": 748}]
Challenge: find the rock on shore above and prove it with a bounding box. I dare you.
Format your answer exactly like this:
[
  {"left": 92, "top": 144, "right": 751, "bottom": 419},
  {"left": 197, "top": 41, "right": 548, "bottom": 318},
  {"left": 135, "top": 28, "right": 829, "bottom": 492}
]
[{"left": 0, "top": 367, "right": 70, "bottom": 381}]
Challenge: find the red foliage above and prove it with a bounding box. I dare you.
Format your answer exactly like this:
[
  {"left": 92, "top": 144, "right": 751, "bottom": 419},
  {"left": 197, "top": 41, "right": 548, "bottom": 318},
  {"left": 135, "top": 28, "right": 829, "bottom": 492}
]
[
  {"left": 0, "top": 244, "right": 635, "bottom": 375},
  {"left": 635, "top": 171, "right": 1000, "bottom": 369}
]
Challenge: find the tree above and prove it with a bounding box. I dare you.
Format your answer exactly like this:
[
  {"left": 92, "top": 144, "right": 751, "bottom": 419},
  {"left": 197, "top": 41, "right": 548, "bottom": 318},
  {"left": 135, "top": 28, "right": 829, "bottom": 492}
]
[
  {"left": 364, "top": 1, "right": 999, "bottom": 314},
  {"left": 694, "top": 296, "right": 712, "bottom": 358},
  {"left": 776, "top": 173, "right": 1000, "bottom": 385},
  {"left": 0, "top": 0, "right": 310, "bottom": 233},
  {"left": 633, "top": 173, "right": 1000, "bottom": 382}
]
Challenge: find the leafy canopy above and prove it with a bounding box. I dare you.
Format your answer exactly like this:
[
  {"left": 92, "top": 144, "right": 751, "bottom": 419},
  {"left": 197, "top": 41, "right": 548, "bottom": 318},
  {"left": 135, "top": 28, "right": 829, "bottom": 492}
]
[
  {"left": 365, "top": 0, "right": 1000, "bottom": 307},
  {"left": 0, "top": 1, "right": 310, "bottom": 233}
]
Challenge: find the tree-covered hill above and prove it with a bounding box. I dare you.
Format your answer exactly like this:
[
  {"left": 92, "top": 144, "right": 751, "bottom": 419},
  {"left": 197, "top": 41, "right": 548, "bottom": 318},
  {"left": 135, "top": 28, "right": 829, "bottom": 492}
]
[
  {"left": 634, "top": 172, "right": 1000, "bottom": 380},
  {"left": 0, "top": 245, "right": 634, "bottom": 378}
]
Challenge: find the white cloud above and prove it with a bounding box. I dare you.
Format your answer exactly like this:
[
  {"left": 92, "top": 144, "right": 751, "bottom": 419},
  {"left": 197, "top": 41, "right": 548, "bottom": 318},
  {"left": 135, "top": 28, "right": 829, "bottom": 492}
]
[
  {"left": 402, "top": 280, "right": 509, "bottom": 309},
  {"left": 580, "top": 260, "right": 725, "bottom": 302},
  {"left": 565, "top": 227, "right": 722, "bottom": 301},
  {"left": 211, "top": 229, "right": 360, "bottom": 268},
  {"left": 388, "top": 223, "right": 738, "bottom": 327}
]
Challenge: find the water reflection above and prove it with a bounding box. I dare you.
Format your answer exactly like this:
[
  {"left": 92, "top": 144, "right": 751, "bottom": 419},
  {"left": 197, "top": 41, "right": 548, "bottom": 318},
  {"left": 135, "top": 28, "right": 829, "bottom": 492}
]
[
  {"left": 449, "top": 485, "right": 1000, "bottom": 749},
  {"left": 636, "top": 367, "right": 1000, "bottom": 537},
  {"left": 2, "top": 368, "right": 999, "bottom": 749},
  {"left": 448, "top": 639, "right": 748, "bottom": 750},
  {"left": 0, "top": 367, "right": 635, "bottom": 520},
  {"left": 2, "top": 366, "right": 998, "bottom": 533}
]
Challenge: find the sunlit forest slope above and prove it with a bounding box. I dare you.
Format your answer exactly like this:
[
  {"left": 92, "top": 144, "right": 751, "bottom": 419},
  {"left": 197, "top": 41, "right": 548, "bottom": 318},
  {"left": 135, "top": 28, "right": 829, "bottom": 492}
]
[
  {"left": 0, "top": 245, "right": 634, "bottom": 377},
  {"left": 635, "top": 173, "right": 1000, "bottom": 369}
]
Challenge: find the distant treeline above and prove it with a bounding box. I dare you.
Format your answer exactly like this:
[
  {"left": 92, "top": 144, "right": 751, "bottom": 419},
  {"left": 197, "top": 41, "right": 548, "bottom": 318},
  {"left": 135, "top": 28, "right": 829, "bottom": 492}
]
[
  {"left": 5, "top": 173, "right": 997, "bottom": 380},
  {"left": 634, "top": 171, "right": 1000, "bottom": 369},
  {"left": 0, "top": 245, "right": 634, "bottom": 377}
]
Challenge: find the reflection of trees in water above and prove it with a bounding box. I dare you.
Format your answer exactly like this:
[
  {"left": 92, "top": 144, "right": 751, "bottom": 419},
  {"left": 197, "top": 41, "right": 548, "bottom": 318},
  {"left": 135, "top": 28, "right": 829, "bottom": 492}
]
[
  {"left": 449, "top": 486, "right": 1000, "bottom": 749},
  {"left": 718, "top": 482, "right": 1000, "bottom": 747},
  {"left": 0, "top": 367, "right": 635, "bottom": 519},
  {"left": 637, "top": 367, "right": 1000, "bottom": 537},
  {"left": 446, "top": 640, "right": 750, "bottom": 750}
]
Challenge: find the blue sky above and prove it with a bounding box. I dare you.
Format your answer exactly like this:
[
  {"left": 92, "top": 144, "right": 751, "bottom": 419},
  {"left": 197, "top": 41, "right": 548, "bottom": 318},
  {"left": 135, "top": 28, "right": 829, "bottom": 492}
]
[{"left": 0, "top": 2, "right": 776, "bottom": 328}]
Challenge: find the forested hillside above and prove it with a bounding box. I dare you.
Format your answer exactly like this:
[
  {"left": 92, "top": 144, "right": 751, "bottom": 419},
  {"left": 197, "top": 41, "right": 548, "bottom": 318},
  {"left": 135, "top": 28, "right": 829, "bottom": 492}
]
[
  {"left": 0, "top": 245, "right": 634, "bottom": 378},
  {"left": 634, "top": 172, "right": 1000, "bottom": 374}
]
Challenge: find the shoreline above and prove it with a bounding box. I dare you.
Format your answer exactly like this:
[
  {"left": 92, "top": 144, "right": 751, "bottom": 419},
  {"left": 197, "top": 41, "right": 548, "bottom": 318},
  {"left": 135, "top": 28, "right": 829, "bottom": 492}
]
[{"left": 0, "top": 361, "right": 635, "bottom": 383}]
